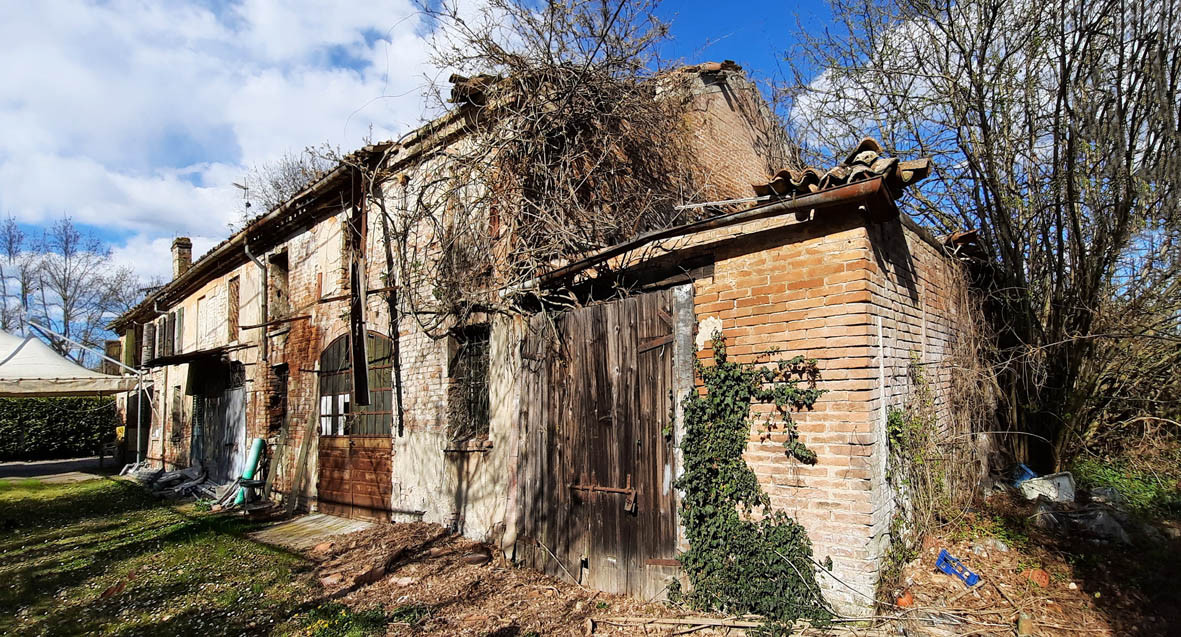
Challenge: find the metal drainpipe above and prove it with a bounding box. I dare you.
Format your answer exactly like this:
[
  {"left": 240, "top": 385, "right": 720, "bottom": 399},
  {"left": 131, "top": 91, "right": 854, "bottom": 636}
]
[{"left": 245, "top": 244, "right": 268, "bottom": 362}]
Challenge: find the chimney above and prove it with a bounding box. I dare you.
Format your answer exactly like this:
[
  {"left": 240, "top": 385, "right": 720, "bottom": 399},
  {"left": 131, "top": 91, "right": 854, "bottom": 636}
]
[{"left": 171, "top": 237, "right": 193, "bottom": 279}]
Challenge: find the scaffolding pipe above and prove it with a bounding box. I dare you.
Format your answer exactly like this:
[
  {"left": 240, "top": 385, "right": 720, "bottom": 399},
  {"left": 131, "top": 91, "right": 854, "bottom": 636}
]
[
  {"left": 26, "top": 320, "right": 149, "bottom": 464},
  {"left": 136, "top": 376, "right": 143, "bottom": 463}
]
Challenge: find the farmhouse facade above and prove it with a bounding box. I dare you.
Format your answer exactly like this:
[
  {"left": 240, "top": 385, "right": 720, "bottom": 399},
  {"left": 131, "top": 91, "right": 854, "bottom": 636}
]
[{"left": 111, "top": 64, "right": 972, "bottom": 614}]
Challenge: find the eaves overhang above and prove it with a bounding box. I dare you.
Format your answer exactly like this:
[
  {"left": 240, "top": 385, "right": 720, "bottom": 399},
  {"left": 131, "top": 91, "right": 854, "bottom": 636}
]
[
  {"left": 539, "top": 175, "right": 896, "bottom": 286},
  {"left": 109, "top": 142, "right": 395, "bottom": 333}
]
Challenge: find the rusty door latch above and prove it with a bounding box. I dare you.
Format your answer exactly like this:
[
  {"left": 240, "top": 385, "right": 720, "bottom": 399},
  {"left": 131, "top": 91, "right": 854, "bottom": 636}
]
[{"left": 570, "top": 473, "right": 636, "bottom": 512}]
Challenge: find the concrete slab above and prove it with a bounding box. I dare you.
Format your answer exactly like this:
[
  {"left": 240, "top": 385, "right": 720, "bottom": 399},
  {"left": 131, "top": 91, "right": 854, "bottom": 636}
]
[
  {"left": 0, "top": 456, "right": 110, "bottom": 479},
  {"left": 39, "top": 471, "right": 101, "bottom": 484},
  {"left": 249, "top": 513, "right": 373, "bottom": 551}
]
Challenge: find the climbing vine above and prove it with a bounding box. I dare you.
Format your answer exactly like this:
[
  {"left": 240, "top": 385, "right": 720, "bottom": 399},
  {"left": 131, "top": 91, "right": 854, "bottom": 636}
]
[
  {"left": 669, "top": 333, "right": 831, "bottom": 629},
  {"left": 880, "top": 353, "right": 972, "bottom": 599}
]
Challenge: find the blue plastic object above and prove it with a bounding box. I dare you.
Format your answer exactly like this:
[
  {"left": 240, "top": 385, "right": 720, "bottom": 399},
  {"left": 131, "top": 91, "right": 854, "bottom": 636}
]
[
  {"left": 935, "top": 549, "right": 980, "bottom": 587},
  {"left": 1013, "top": 463, "right": 1037, "bottom": 486}
]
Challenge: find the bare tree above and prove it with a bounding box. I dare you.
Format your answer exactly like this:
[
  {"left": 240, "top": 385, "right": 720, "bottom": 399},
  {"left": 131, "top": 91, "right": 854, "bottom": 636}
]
[
  {"left": 30, "top": 218, "right": 144, "bottom": 366},
  {"left": 0, "top": 217, "right": 39, "bottom": 334},
  {"left": 783, "top": 0, "right": 1181, "bottom": 467},
  {"left": 242, "top": 147, "right": 337, "bottom": 222},
  {"left": 347, "top": 0, "right": 714, "bottom": 339}
]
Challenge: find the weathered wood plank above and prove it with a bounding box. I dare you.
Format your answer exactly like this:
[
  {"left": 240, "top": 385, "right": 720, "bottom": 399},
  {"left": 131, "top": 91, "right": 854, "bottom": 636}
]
[{"left": 517, "top": 288, "right": 684, "bottom": 597}]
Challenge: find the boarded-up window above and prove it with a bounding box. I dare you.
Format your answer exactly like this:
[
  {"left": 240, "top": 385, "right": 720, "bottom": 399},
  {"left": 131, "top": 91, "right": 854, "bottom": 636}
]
[
  {"left": 175, "top": 306, "right": 184, "bottom": 353},
  {"left": 156, "top": 317, "right": 166, "bottom": 358},
  {"left": 448, "top": 324, "right": 490, "bottom": 442},
  {"left": 165, "top": 312, "right": 176, "bottom": 357},
  {"left": 319, "top": 332, "right": 392, "bottom": 436},
  {"left": 143, "top": 322, "right": 156, "bottom": 362},
  {"left": 227, "top": 276, "right": 240, "bottom": 341},
  {"left": 124, "top": 324, "right": 142, "bottom": 368}
]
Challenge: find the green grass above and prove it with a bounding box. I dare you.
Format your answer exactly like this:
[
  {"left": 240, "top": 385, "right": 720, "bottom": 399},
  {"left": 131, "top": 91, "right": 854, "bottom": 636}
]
[
  {"left": 0, "top": 477, "right": 318, "bottom": 636},
  {"left": 946, "top": 511, "right": 1031, "bottom": 548},
  {"left": 1071, "top": 457, "right": 1181, "bottom": 519},
  {"left": 295, "top": 603, "right": 400, "bottom": 637}
]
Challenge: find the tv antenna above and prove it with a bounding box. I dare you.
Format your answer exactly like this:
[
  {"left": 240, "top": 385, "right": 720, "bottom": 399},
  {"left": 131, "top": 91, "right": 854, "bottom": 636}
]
[{"left": 232, "top": 182, "right": 251, "bottom": 210}]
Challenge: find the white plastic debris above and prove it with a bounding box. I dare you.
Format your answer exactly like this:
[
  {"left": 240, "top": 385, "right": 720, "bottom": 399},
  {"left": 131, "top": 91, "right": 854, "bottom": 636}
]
[{"left": 1019, "top": 471, "right": 1076, "bottom": 503}]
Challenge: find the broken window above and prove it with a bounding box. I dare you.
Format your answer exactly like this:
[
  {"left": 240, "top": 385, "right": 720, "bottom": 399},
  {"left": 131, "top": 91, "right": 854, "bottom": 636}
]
[
  {"left": 170, "top": 385, "right": 183, "bottom": 443},
  {"left": 268, "top": 251, "right": 290, "bottom": 320},
  {"left": 319, "top": 332, "right": 393, "bottom": 436},
  {"left": 227, "top": 276, "right": 240, "bottom": 341},
  {"left": 448, "top": 324, "right": 490, "bottom": 442},
  {"left": 268, "top": 363, "right": 288, "bottom": 433}
]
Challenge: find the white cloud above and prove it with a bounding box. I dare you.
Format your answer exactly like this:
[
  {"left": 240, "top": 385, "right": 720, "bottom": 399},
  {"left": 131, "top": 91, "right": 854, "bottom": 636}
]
[
  {"left": 0, "top": 0, "right": 441, "bottom": 253},
  {"left": 109, "top": 234, "right": 221, "bottom": 283}
]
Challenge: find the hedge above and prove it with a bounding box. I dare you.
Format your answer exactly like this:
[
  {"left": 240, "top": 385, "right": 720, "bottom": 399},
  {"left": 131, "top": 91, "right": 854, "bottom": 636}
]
[{"left": 0, "top": 397, "right": 119, "bottom": 461}]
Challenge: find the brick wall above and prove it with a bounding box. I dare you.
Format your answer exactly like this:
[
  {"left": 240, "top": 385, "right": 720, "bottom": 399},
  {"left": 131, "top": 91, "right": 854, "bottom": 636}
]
[
  {"left": 683, "top": 209, "right": 972, "bottom": 615},
  {"left": 690, "top": 211, "right": 880, "bottom": 614},
  {"left": 862, "top": 218, "right": 976, "bottom": 581},
  {"left": 683, "top": 69, "right": 788, "bottom": 203},
  {"left": 110, "top": 65, "right": 974, "bottom": 617}
]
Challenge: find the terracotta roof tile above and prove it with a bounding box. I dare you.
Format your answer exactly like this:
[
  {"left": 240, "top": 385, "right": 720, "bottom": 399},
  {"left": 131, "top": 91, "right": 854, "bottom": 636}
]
[{"left": 753, "top": 138, "right": 931, "bottom": 199}]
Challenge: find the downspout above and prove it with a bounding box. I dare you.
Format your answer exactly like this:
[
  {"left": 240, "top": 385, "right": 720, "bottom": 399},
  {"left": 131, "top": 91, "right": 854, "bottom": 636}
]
[{"left": 245, "top": 244, "right": 268, "bottom": 363}]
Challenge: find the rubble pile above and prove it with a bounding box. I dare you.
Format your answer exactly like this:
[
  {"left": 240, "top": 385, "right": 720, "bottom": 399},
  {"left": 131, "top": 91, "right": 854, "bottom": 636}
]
[
  {"left": 120, "top": 461, "right": 242, "bottom": 509},
  {"left": 889, "top": 467, "right": 1181, "bottom": 636}
]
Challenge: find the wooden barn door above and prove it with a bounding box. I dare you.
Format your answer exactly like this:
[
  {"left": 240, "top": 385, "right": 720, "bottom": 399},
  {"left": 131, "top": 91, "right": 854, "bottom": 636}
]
[
  {"left": 517, "top": 288, "right": 681, "bottom": 598},
  {"left": 316, "top": 332, "right": 394, "bottom": 521},
  {"left": 197, "top": 365, "right": 247, "bottom": 484}
]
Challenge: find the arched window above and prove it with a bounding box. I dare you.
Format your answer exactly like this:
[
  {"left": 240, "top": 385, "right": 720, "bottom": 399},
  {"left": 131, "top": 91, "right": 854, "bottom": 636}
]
[{"left": 319, "top": 332, "right": 393, "bottom": 436}]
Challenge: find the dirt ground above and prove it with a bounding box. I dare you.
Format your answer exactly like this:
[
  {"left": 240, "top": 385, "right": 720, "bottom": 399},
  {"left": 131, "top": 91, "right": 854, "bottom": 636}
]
[
  {"left": 888, "top": 490, "right": 1181, "bottom": 637},
  {"left": 302, "top": 521, "right": 691, "bottom": 636},
  {"left": 282, "top": 493, "right": 1180, "bottom": 636}
]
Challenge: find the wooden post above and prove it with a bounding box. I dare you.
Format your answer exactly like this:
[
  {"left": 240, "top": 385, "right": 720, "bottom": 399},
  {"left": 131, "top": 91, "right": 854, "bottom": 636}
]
[{"left": 285, "top": 396, "right": 320, "bottom": 516}]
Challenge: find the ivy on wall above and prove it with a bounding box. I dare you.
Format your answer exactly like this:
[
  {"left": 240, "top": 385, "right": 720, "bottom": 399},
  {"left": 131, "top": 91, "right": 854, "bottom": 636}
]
[
  {"left": 0, "top": 398, "right": 118, "bottom": 461},
  {"left": 669, "top": 333, "right": 832, "bottom": 629}
]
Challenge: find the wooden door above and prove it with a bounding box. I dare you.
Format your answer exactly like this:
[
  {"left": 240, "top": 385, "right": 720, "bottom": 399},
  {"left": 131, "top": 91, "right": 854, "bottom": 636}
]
[
  {"left": 517, "top": 289, "right": 680, "bottom": 598},
  {"left": 200, "top": 385, "right": 246, "bottom": 484},
  {"left": 317, "top": 436, "right": 392, "bottom": 520},
  {"left": 316, "top": 332, "right": 394, "bottom": 521}
]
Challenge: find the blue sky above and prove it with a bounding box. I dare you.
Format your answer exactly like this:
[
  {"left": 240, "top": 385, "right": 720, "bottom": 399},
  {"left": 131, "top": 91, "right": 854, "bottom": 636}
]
[
  {"left": 0, "top": 1, "right": 831, "bottom": 281},
  {"left": 657, "top": 1, "right": 830, "bottom": 82}
]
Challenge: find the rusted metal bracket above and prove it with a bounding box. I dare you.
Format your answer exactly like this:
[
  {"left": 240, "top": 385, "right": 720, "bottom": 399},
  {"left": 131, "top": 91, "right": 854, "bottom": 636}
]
[
  {"left": 570, "top": 474, "right": 636, "bottom": 512},
  {"left": 317, "top": 285, "right": 400, "bottom": 304},
  {"left": 638, "top": 334, "right": 673, "bottom": 353},
  {"left": 238, "top": 314, "right": 311, "bottom": 330}
]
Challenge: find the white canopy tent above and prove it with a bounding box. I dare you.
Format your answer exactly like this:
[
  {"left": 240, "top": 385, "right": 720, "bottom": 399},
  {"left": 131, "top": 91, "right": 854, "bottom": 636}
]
[
  {"left": 1, "top": 325, "right": 151, "bottom": 464},
  {"left": 0, "top": 330, "right": 139, "bottom": 396}
]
